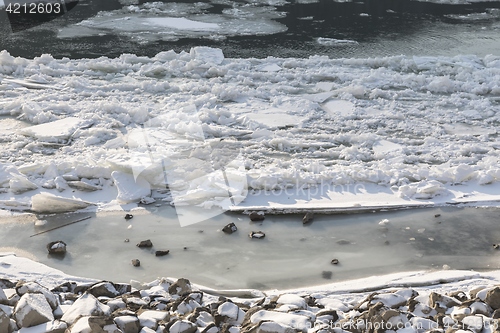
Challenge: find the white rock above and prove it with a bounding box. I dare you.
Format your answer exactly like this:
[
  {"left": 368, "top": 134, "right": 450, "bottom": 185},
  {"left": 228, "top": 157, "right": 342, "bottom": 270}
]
[
  {"left": 258, "top": 321, "right": 296, "bottom": 333},
  {"left": 31, "top": 193, "right": 92, "bottom": 213},
  {"left": 462, "top": 315, "right": 484, "bottom": 333},
  {"left": 138, "top": 310, "right": 168, "bottom": 329},
  {"left": 169, "top": 320, "right": 197, "bottom": 333},
  {"left": 370, "top": 293, "right": 407, "bottom": 308},
  {"left": 17, "top": 282, "right": 59, "bottom": 310},
  {"left": 195, "top": 311, "right": 215, "bottom": 327},
  {"left": 140, "top": 328, "right": 156, "bottom": 333},
  {"left": 218, "top": 302, "right": 244, "bottom": 325},
  {"left": 410, "top": 317, "right": 438, "bottom": 333},
  {"left": 111, "top": 171, "right": 151, "bottom": 204},
  {"left": 114, "top": 315, "right": 140, "bottom": 333},
  {"left": 14, "top": 293, "right": 55, "bottom": 328},
  {"left": 61, "top": 293, "right": 111, "bottom": 325},
  {"left": 68, "top": 316, "right": 91, "bottom": 333},
  {"left": 314, "top": 298, "right": 349, "bottom": 312},
  {"left": 106, "top": 299, "right": 126, "bottom": 312},
  {"left": 277, "top": 294, "right": 307, "bottom": 310},
  {"left": 103, "top": 324, "right": 121, "bottom": 333},
  {"left": 18, "top": 320, "right": 67, "bottom": 333},
  {"left": 250, "top": 310, "right": 311, "bottom": 333}
]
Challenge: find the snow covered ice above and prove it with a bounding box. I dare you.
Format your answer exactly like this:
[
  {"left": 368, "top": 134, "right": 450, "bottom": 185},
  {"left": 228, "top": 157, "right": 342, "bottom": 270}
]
[{"left": 0, "top": 46, "right": 500, "bottom": 215}]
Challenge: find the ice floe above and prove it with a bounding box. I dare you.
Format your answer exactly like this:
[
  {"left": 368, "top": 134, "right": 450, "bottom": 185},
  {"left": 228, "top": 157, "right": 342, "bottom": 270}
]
[{"left": 0, "top": 47, "right": 499, "bottom": 215}]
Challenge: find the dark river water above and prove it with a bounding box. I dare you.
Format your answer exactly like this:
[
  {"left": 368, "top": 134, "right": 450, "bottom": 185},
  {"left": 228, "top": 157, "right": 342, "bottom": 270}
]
[{"left": 1, "top": 0, "right": 500, "bottom": 59}]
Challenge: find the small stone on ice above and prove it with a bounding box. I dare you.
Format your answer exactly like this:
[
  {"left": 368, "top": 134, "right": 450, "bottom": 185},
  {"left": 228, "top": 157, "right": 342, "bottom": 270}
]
[
  {"left": 131, "top": 259, "right": 140, "bottom": 267},
  {"left": 155, "top": 250, "right": 170, "bottom": 256},
  {"left": 125, "top": 214, "right": 133, "bottom": 220},
  {"left": 435, "top": 214, "right": 441, "bottom": 218},
  {"left": 249, "top": 212, "right": 265, "bottom": 221},
  {"left": 493, "top": 244, "right": 499, "bottom": 249},
  {"left": 222, "top": 222, "right": 237, "bottom": 234},
  {"left": 331, "top": 259, "right": 339, "bottom": 265},
  {"left": 124, "top": 239, "right": 130, "bottom": 243},
  {"left": 303, "top": 212, "right": 314, "bottom": 224},
  {"left": 249, "top": 231, "right": 265, "bottom": 239},
  {"left": 47, "top": 241, "right": 67, "bottom": 254},
  {"left": 137, "top": 239, "right": 153, "bottom": 248}
]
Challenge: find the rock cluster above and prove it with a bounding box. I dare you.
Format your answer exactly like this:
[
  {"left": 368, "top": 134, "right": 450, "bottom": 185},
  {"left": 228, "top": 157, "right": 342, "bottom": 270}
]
[{"left": 4, "top": 276, "right": 500, "bottom": 333}]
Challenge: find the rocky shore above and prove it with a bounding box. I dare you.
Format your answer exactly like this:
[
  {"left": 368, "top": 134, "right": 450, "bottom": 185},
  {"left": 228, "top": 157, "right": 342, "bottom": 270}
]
[{"left": 3, "top": 272, "right": 500, "bottom": 333}]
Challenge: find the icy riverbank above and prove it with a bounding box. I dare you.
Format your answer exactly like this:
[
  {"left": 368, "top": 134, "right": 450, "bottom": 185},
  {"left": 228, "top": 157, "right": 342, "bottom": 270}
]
[{"left": 3, "top": 253, "right": 500, "bottom": 333}]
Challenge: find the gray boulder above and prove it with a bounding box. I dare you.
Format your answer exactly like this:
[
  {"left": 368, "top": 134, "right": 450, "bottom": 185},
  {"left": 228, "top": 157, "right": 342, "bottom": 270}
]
[
  {"left": 114, "top": 315, "right": 140, "bottom": 333},
  {"left": 13, "top": 293, "right": 55, "bottom": 328},
  {"left": 485, "top": 287, "right": 500, "bottom": 310},
  {"left": 168, "top": 319, "right": 197, "bottom": 333},
  {"left": 61, "top": 293, "right": 111, "bottom": 325},
  {"left": 169, "top": 278, "right": 192, "bottom": 295},
  {"left": 0, "top": 308, "right": 11, "bottom": 333},
  {"left": 16, "top": 281, "right": 59, "bottom": 310}
]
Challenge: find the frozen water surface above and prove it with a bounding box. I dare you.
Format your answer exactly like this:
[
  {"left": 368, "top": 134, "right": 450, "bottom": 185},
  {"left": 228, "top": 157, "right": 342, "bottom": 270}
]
[{"left": 0, "top": 207, "right": 499, "bottom": 289}]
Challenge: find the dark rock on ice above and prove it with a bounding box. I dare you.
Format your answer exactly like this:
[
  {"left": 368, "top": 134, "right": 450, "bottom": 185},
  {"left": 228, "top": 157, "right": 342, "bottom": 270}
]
[
  {"left": 155, "top": 250, "right": 170, "bottom": 257},
  {"left": 222, "top": 222, "right": 237, "bottom": 234},
  {"left": 302, "top": 212, "right": 314, "bottom": 224},
  {"left": 249, "top": 231, "right": 265, "bottom": 239},
  {"left": 131, "top": 259, "right": 140, "bottom": 267},
  {"left": 46, "top": 241, "right": 67, "bottom": 255},
  {"left": 249, "top": 212, "right": 265, "bottom": 221},
  {"left": 331, "top": 259, "right": 339, "bottom": 265},
  {"left": 136, "top": 239, "right": 153, "bottom": 248},
  {"left": 125, "top": 214, "right": 134, "bottom": 220},
  {"left": 435, "top": 214, "right": 441, "bottom": 218}
]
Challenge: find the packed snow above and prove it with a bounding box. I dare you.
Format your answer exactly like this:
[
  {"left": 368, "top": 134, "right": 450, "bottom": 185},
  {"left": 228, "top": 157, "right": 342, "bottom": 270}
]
[{"left": 0, "top": 47, "right": 500, "bottom": 215}]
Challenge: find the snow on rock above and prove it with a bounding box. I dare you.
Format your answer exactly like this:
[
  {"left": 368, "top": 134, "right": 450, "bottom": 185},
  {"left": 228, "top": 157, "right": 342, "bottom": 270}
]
[
  {"left": 14, "top": 293, "right": 54, "bottom": 328},
  {"left": 17, "top": 282, "right": 59, "bottom": 310},
  {"left": 31, "top": 193, "right": 92, "bottom": 213},
  {"left": 217, "top": 302, "right": 245, "bottom": 325},
  {"left": 169, "top": 319, "right": 197, "bottom": 333},
  {"left": 138, "top": 310, "right": 169, "bottom": 330},
  {"left": 111, "top": 171, "right": 151, "bottom": 204},
  {"left": 67, "top": 316, "right": 91, "bottom": 333},
  {"left": 276, "top": 294, "right": 307, "bottom": 311},
  {"left": 17, "top": 320, "right": 67, "bottom": 333},
  {"left": 114, "top": 315, "right": 140, "bottom": 333},
  {"left": 61, "top": 293, "right": 111, "bottom": 325},
  {"left": 257, "top": 321, "right": 296, "bottom": 333},
  {"left": 250, "top": 310, "right": 311, "bottom": 332}
]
